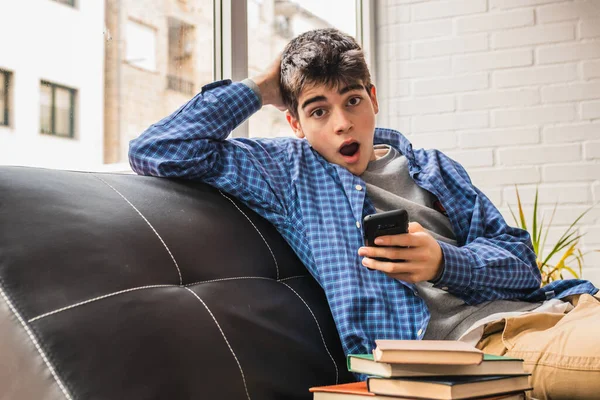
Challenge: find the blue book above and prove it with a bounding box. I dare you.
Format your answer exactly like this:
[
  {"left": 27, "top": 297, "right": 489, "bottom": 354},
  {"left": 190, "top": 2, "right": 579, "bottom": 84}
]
[{"left": 348, "top": 354, "right": 525, "bottom": 378}]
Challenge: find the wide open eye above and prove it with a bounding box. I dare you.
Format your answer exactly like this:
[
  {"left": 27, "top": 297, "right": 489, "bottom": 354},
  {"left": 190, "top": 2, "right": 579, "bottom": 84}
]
[
  {"left": 311, "top": 108, "right": 327, "bottom": 118},
  {"left": 348, "top": 96, "right": 362, "bottom": 106}
]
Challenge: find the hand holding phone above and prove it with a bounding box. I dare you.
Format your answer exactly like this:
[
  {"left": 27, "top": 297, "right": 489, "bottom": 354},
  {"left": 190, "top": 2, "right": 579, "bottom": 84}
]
[
  {"left": 360, "top": 213, "right": 445, "bottom": 282},
  {"left": 363, "top": 209, "right": 409, "bottom": 262}
]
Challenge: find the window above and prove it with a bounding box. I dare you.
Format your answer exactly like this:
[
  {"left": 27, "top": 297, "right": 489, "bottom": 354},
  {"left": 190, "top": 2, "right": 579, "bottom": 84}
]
[
  {"left": 104, "top": 1, "right": 214, "bottom": 165},
  {"left": 52, "top": 0, "right": 76, "bottom": 7},
  {"left": 1, "top": 0, "right": 368, "bottom": 169},
  {"left": 125, "top": 20, "right": 157, "bottom": 71},
  {"left": 167, "top": 17, "right": 196, "bottom": 95},
  {"left": 0, "top": 69, "right": 10, "bottom": 127},
  {"left": 40, "top": 81, "right": 76, "bottom": 138},
  {"left": 247, "top": 0, "right": 359, "bottom": 138}
]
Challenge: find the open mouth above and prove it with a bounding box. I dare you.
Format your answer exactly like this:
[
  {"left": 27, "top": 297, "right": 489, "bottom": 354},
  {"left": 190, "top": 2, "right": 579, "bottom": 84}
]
[{"left": 339, "top": 141, "right": 360, "bottom": 158}]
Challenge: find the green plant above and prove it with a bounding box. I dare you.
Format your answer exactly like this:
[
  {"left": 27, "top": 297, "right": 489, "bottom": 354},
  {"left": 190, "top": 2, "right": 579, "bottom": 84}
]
[{"left": 508, "top": 186, "right": 594, "bottom": 286}]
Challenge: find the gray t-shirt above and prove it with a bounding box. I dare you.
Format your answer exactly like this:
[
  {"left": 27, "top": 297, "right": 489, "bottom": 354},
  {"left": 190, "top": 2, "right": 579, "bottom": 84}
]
[{"left": 361, "top": 145, "right": 541, "bottom": 340}]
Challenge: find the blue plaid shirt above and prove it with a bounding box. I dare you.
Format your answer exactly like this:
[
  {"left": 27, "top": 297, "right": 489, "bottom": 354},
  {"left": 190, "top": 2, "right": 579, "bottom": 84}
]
[{"left": 129, "top": 80, "right": 597, "bottom": 357}]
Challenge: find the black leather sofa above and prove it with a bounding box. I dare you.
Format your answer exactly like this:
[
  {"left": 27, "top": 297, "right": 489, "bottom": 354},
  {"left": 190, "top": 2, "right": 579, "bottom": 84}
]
[{"left": 0, "top": 166, "right": 353, "bottom": 400}]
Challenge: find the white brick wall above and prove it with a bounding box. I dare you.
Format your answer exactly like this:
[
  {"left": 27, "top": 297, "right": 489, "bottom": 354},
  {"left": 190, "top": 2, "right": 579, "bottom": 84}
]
[{"left": 376, "top": 0, "right": 600, "bottom": 285}]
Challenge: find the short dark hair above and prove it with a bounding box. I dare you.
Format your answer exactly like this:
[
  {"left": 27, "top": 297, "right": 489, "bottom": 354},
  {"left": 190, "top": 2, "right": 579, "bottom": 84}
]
[{"left": 280, "top": 28, "right": 372, "bottom": 118}]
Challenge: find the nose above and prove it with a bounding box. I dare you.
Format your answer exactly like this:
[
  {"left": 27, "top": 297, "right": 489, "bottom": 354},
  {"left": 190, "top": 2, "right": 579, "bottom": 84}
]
[{"left": 332, "top": 108, "right": 353, "bottom": 134}]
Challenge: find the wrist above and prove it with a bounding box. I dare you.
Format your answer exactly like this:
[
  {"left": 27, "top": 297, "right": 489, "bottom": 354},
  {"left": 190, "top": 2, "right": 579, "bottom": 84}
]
[
  {"left": 252, "top": 75, "right": 280, "bottom": 108},
  {"left": 241, "top": 78, "right": 262, "bottom": 108},
  {"left": 431, "top": 261, "right": 445, "bottom": 283}
]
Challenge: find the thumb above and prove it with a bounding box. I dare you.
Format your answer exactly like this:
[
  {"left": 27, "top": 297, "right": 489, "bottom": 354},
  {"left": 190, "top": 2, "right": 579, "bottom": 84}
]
[{"left": 408, "top": 221, "right": 425, "bottom": 233}]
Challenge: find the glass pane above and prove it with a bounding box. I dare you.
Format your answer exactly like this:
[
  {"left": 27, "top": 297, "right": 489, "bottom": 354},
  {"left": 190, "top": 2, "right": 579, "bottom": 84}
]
[
  {"left": 40, "top": 84, "right": 53, "bottom": 134},
  {"left": 0, "top": 0, "right": 214, "bottom": 170},
  {"left": 54, "top": 87, "right": 73, "bottom": 137},
  {"left": 0, "top": 73, "right": 5, "bottom": 125},
  {"left": 109, "top": 0, "right": 214, "bottom": 165},
  {"left": 247, "top": 0, "right": 357, "bottom": 138},
  {"left": 125, "top": 20, "right": 157, "bottom": 72}
]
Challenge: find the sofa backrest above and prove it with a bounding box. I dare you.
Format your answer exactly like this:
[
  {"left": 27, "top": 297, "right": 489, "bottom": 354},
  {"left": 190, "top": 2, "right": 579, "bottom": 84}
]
[{"left": 0, "top": 166, "right": 352, "bottom": 400}]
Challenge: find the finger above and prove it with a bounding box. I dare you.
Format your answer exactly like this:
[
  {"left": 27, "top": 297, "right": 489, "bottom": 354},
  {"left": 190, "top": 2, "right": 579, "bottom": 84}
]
[
  {"left": 360, "top": 246, "right": 422, "bottom": 262},
  {"left": 408, "top": 221, "right": 425, "bottom": 233},
  {"left": 373, "top": 234, "right": 410, "bottom": 247},
  {"left": 362, "top": 257, "right": 420, "bottom": 274},
  {"left": 374, "top": 233, "right": 426, "bottom": 248}
]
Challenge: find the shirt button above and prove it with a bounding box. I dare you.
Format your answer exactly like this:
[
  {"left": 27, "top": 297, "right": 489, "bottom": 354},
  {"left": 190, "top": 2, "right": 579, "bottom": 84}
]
[
  {"left": 417, "top": 328, "right": 423, "bottom": 336},
  {"left": 356, "top": 221, "right": 361, "bottom": 229},
  {"left": 355, "top": 184, "right": 363, "bottom": 191}
]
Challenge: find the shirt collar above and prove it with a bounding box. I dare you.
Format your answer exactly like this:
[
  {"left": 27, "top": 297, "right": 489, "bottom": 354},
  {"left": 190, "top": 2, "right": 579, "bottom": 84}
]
[{"left": 373, "top": 128, "right": 420, "bottom": 174}]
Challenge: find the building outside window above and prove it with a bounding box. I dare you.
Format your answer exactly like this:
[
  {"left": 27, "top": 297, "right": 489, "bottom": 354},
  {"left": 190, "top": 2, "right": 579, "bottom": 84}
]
[
  {"left": 125, "top": 19, "right": 157, "bottom": 72},
  {"left": 167, "top": 17, "right": 196, "bottom": 95},
  {"left": 40, "top": 81, "right": 76, "bottom": 138},
  {"left": 247, "top": 0, "right": 358, "bottom": 138},
  {"left": 0, "top": 0, "right": 370, "bottom": 168},
  {"left": 0, "top": 70, "right": 10, "bottom": 127}
]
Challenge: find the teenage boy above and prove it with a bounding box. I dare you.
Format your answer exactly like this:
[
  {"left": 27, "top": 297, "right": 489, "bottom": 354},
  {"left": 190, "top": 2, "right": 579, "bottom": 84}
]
[{"left": 129, "top": 29, "right": 600, "bottom": 398}]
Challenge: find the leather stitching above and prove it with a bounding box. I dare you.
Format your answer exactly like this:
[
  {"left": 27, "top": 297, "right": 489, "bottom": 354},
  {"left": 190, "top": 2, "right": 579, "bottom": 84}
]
[
  {"left": 0, "top": 282, "right": 73, "bottom": 400},
  {"left": 280, "top": 281, "right": 339, "bottom": 384},
  {"left": 28, "top": 277, "right": 311, "bottom": 322},
  {"left": 219, "top": 190, "right": 280, "bottom": 280},
  {"left": 94, "top": 174, "right": 183, "bottom": 285},
  {"left": 28, "top": 284, "right": 176, "bottom": 323},
  {"left": 184, "top": 287, "right": 252, "bottom": 400},
  {"left": 278, "top": 275, "right": 310, "bottom": 282},
  {"left": 185, "top": 276, "right": 273, "bottom": 286}
]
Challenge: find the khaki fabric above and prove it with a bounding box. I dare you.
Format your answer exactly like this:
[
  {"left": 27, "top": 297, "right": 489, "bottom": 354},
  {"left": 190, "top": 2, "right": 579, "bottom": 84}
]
[{"left": 476, "top": 294, "right": 600, "bottom": 400}]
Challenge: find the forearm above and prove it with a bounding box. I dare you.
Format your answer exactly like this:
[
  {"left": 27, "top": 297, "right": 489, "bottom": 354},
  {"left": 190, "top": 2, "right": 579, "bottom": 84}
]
[
  {"left": 434, "top": 232, "right": 540, "bottom": 304},
  {"left": 128, "top": 80, "right": 261, "bottom": 178}
]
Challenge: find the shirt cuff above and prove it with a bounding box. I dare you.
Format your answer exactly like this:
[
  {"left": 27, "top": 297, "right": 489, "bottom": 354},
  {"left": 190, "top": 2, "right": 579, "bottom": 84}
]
[
  {"left": 241, "top": 78, "right": 263, "bottom": 108},
  {"left": 431, "top": 241, "right": 473, "bottom": 293}
]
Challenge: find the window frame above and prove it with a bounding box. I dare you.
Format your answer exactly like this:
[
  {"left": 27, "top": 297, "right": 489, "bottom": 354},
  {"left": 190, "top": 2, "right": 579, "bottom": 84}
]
[
  {"left": 213, "top": 0, "right": 375, "bottom": 138},
  {"left": 40, "top": 80, "right": 77, "bottom": 139},
  {"left": 0, "top": 69, "right": 10, "bottom": 127}
]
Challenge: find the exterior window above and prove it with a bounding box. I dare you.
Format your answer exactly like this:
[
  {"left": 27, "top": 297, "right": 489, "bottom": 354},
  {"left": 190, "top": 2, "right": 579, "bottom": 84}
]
[
  {"left": 40, "top": 81, "right": 76, "bottom": 138},
  {"left": 125, "top": 20, "right": 157, "bottom": 71},
  {"left": 247, "top": 0, "right": 358, "bottom": 138},
  {"left": 0, "top": 70, "right": 10, "bottom": 127},
  {"left": 52, "top": 0, "right": 76, "bottom": 7},
  {"left": 167, "top": 17, "right": 195, "bottom": 95}
]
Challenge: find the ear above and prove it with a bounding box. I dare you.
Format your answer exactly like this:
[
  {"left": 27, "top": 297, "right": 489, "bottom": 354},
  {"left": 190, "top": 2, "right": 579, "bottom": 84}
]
[
  {"left": 369, "top": 85, "right": 379, "bottom": 115},
  {"left": 286, "top": 111, "right": 305, "bottom": 139}
]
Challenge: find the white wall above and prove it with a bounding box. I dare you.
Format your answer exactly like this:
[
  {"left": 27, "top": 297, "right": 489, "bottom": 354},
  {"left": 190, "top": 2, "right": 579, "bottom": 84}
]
[
  {"left": 0, "top": 0, "right": 105, "bottom": 170},
  {"left": 375, "top": 0, "right": 600, "bottom": 285}
]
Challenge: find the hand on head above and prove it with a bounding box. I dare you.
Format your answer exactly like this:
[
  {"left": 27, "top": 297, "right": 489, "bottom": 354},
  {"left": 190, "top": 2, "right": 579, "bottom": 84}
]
[{"left": 251, "top": 55, "right": 287, "bottom": 112}]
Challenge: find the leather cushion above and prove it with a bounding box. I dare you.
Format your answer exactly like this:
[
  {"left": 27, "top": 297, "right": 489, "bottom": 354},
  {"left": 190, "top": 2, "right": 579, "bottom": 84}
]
[{"left": 0, "top": 166, "right": 353, "bottom": 400}]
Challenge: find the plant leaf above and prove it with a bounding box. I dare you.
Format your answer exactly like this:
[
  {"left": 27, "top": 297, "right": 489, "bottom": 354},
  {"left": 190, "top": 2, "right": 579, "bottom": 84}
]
[
  {"left": 539, "top": 204, "right": 558, "bottom": 266},
  {"left": 508, "top": 204, "right": 519, "bottom": 228},
  {"left": 534, "top": 214, "right": 546, "bottom": 258},
  {"left": 532, "top": 187, "right": 539, "bottom": 249},
  {"left": 562, "top": 265, "right": 579, "bottom": 279},
  {"left": 542, "top": 233, "right": 582, "bottom": 267},
  {"left": 515, "top": 186, "right": 527, "bottom": 231},
  {"left": 554, "top": 242, "right": 577, "bottom": 270}
]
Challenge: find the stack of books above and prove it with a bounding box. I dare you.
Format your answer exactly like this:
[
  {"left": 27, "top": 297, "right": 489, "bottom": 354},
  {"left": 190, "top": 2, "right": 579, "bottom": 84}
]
[{"left": 310, "top": 340, "right": 532, "bottom": 400}]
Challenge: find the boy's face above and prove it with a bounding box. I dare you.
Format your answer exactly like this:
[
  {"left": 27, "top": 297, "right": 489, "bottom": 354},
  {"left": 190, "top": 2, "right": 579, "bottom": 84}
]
[{"left": 285, "top": 81, "right": 379, "bottom": 176}]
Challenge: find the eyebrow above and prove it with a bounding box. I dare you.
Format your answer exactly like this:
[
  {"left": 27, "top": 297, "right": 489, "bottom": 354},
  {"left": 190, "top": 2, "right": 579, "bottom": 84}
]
[{"left": 300, "top": 83, "right": 366, "bottom": 110}]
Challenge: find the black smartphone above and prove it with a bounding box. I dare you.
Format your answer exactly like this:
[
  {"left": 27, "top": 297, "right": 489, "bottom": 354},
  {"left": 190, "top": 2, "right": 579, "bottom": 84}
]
[{"left": 363, "top": 209, "right": 409, "bottom": 262}]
